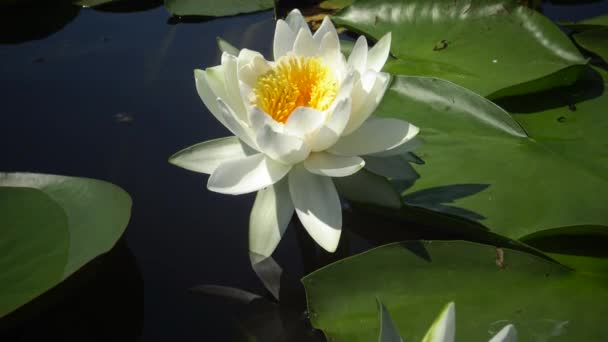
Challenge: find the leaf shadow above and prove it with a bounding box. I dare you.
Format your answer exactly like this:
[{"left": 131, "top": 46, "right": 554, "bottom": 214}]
[
  {"left": 494, "top": 66, "right": 605, "bottom": 114},
  {"left": 403, "top": 184, "right": 490, "bottom": 221},
  {"left": 399, "top": 241, "right": 432, "bottom": 262}
]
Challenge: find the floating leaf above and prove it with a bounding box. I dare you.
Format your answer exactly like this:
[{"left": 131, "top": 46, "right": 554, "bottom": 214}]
[
  {"left": 560, "top": 13, "right": 608, "bottom": 31},
  {"left": 332, "top": 0, "right": 586, "bottom": 98},
  {"left": 371, "top": 72, "right": 608, "bottom": 241},
  {"left": 303, "top": 241, "right": 608, "bottom": 341},
  {"left": 164, "top": 0, "right": 273, "bottom": 17},
  {"left": 573, "top": 28, "right": 608, "bottom": 63},
  {"left": 0, "top": 173, "right": 131, "bottom": 317}
]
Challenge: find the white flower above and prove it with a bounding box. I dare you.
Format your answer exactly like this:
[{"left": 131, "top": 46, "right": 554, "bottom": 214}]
[
  {"left": 422, "top": 302, "right": 518, "bottom": 342},
  {"left": 170, "top": 9, "right": 419, "bottom": 256}
]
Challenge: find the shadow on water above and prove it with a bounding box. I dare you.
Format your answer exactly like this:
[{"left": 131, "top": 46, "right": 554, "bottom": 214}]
[
  {"left": 0, "top": 1, "right": 80, "bottom": 45},
  {"left": 0, "top": 239, "right": 144, "bottom": 341},
  {"left": 0, "top": 0, "right": 164, "bottom": 45}
]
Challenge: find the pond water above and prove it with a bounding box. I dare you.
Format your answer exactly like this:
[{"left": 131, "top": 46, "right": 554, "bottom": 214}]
[{"left": 0, "top": 1, "right": 607, "bottom": 341}]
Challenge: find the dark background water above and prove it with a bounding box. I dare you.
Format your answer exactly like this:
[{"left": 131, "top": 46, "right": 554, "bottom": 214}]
[{"left": 0, "top": 1, "right": 607, "bottom": 341}]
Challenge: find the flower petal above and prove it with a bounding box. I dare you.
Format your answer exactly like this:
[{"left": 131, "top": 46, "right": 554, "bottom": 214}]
[
  {"left": 208, "top": 153, "right": 291, "bottom": 195},
  {"left": 221, "top": 52, "right": 247, "bottom": 121},
  {"left": 330, "top": 118, "right": 420, "bottom": 156},
  {"left": 195, "top": 67, "right": 227, "bottom": 126},
  {"left": 422, "top": 302, "right": 455, "bottom": 342},
  {"left": 367, "top": 32, "right": 392, "bottom": 72},
  {"left": 217, "top": 99, "right": 257, "bottom": 149},
  {"left": 313, "top": 16, "right": 338, "bottom": 46},
  {"left": 249, "top": 178, "right": 294, "bottom": 257},
  {"left": 347, "top": 35, "right": 368, "bottom": 73},
  {"left": 256, "top": 124, "right": 311, "bottom": 165},
  {"left": 343, "top": 71, "right": 391, "bottom": 135},
  {"left": 369, "top": 137, "right": 423, "bottom": 157},
  {"left": 309, "top": 98, "right": 351, "bottom": 152},
  {"left": 319, "top": 31, "right": 345, "bottom": 80},
  {"left": 237, "top": 49, "right": 271, "bottom": 88},
  {"left": 335, "top": 70, "right": 357, "bottom": 103},
  {"left": 488, "top": 324, "right": 518, "bottom": 342},
  {"left": 288, "top": 165, "right": 341, "bottom": 252},
  {"left": 169, "top": 136, "right": 254, "bottom": 174},
  {"left": 285, "top": 9, "right": 309, "bottom": 35},
  {"left": 284, "top": 106, "right": 326, "bottom": 139},
  {"left": 293, "top": 27, "right": 317, "bottom": 57},
  {"left": 304, "top": 152, "right": 365, "bottom": 177},
  {"left": 248, "top": 106, "right": 283, "bottom": 133},
  {"left": 273, "top": 19, "right": 296, "bottom": 60}
]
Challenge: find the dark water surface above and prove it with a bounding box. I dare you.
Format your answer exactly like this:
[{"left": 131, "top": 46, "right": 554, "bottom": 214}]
[{"left": 1, "top": 1, "right": 607, "bottom": 341}]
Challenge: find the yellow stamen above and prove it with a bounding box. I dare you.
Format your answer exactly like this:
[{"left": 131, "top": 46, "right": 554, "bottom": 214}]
[{"left": 252, "top": 55, "right": 338, "bottom": 123}]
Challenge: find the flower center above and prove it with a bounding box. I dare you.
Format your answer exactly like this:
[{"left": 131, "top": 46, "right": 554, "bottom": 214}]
[{"left": 252, "top": 56, "right": 338, "bottom": 123}]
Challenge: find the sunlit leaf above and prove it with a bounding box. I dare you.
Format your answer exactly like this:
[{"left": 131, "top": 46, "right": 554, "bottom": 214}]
[
  {"left": 372, "top": 71, "right": 608, "bottom": 241},
  {"left": 164, "top": 0, "right": 273, "bottom": 17},
  {"left": 332, "top": 0, "right": 586, "bottom": 98},
  {"left": 573, "top": 28, "right": 608, "bottom": 63},
  {"left": 303, "top": 241, "right": 608, "bottom": 341},
  {"left": 0, "top": 173, "right": 131, "bottom": 317}
]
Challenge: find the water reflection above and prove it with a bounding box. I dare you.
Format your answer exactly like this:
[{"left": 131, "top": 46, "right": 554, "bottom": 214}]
[
  {"left": 0, "top": 2, "right": 80, "bottom": 44},
  {"left": 0, "top": 240, "right": 144, "bottom": 340}
]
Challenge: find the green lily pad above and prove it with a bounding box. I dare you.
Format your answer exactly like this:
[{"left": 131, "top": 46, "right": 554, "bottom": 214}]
[
  {"left": 372, "top": 71, "right": 608, "bottom": 241},
  {"left": 73, "top": 0, "right": 115, "bottom": 8},
  {"left": 303, "top": 240, "right": 608, "bottom": 341},
  {"left": 560, "top": 14, "right": 608, "bottom": 31},
  {"left": 164, "top": 0, "right": 273, "bottom": 17},
  {"left": 332, "top": 0, "right": 586, "bottom": 98},
  {"left": 573, "top": 28, "right": 608, "bottom": 63},
  {"left": 0, "top": 173, "right": 131, "bottom": 317}
]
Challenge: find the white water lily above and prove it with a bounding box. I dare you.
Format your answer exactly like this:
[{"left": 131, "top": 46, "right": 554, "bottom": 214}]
[
  {"left": 422, "top": 302, "right": 518, "bottom": 342},
  {"left": 170, "top": 9, "right": 419, "bottom": 256}
]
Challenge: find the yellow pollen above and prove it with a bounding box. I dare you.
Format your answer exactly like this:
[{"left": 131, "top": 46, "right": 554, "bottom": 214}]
[{"left": 252, "top": 56, "right": 338, "bottom": 123}]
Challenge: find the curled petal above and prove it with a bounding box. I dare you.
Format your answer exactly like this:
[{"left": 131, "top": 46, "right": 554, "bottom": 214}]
[
  {"left": 284, "top": 107, "right": 326, "bottom": 139},
  {"left": 289, "top": 165, "right": 341, "bottom": 252},
  {"left": 304, "top": 152, "right": 365, "bottom": 178},
  {"left": 249, "top": 178, "right": 294, "bottom": 257},
  {"left": 310, "top": 98, "right": 351, "bottom": 152},
  {"left": 217, "top": 99, "right": 257, "bottom": 149},
  {"left": 256, "top": 125, "right": 311, "bottom": 165},
  {"left": 169, "top": 136, "right": 254, "bottom": 174},
  {"left": 367, "top": 32, "right": 392, "bottom": 72},
  {"left": 330, "top": 118, "right": 419, "bottom": 156},
  {"left": 208, "top": 153, "right": 291, "bottom": 195},
  {"left": 248, "top": 106, "right": 283, "bottom": 133},
  {"left": 237, "top": 49, "right": 271, "bottom": 88}
]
